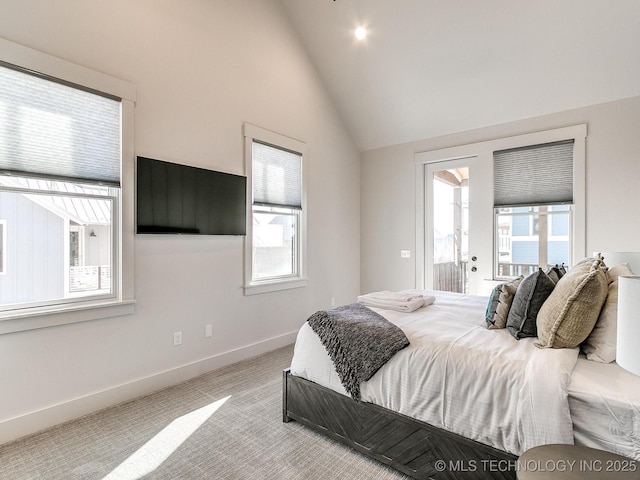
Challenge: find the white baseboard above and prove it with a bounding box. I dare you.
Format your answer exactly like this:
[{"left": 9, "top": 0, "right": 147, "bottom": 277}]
[{"left": 0, "top": 331, "right": 297, "bottom": 445}]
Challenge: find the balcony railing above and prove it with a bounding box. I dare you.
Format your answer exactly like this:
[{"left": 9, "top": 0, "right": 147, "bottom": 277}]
[
  {"left": 433, "top": 261, "right": 467, "bottom": 293},
  {"left": 497, "top": 262, "right": 542, "bottom": 278}
]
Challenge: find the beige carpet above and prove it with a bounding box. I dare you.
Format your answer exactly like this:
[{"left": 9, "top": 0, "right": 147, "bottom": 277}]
[{"left": 0, "top": 345, "right": 409, "bottom": 479}]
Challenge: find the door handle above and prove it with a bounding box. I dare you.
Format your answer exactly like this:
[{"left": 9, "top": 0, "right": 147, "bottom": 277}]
[
  {"left": 471, "top": 266, "right": 477, "bottom": 272},
  {"left": 471, "top": 256, "right": 477, "bottom": 262}
]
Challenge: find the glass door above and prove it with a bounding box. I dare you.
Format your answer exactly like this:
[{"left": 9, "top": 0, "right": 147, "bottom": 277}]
[{"left": 425, "top": 157, "right": 492, "bottom": 295}]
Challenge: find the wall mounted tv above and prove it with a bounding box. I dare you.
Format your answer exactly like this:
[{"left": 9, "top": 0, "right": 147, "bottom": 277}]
[{"left": 136, "top": 156, "right": 247, "bottom": 235}]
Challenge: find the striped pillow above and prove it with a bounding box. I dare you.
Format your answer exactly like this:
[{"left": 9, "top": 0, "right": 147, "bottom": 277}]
[{"left": 485, "top": 276, "right": 523, "bottom": 329}]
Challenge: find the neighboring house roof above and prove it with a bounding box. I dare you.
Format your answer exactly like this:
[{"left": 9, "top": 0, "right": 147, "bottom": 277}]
[{"left": 0, "top": 176, "right": 111, "bottom": 225}]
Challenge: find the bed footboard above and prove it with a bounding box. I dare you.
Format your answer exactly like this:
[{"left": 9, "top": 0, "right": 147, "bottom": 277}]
[{"left": 283, "top": 369, "right": 516, "bottom": 480}]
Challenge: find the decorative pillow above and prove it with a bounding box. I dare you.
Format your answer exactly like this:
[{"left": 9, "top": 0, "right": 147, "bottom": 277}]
[
  {"left": 607, "top": 263, "right": 635, "bottom": 283},
  {"left": 536, "top": 255, "right": 609, "bottom": 349},
  {"left": 607, "top": 262, "right": 632, "bottom": 282},
  {"left": 485, "top": 276, "right": 523, "bottom": 329},
  {"left": 575, "top": 255, "right": 599, "bottom": 267},
  {"left": 506, "top": 269, "right": 556, "bottom": 339},
  {"left": 544, "top": 267, "right": 560, "bottom": 284},
  {"left": 545, "top": 265, "right": 566, "bottom": 284},
  {"left": 569, "top": 256, "right": 604, "bottom": 277},
  {"left": 557, "top": 264, "right": 567, "bottom": 278},
  {"left": 484, "top": 284, "right": 502, "bottom": 328},
  {"left": 582, "top": 263, "right": 634, "bottom": 362},
  {"left": 494, "top": 276, "right": 524, "bottom": 329}
]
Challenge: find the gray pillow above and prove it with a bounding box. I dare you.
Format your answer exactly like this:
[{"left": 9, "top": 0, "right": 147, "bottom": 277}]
[
  {"left": 506, "top": 269, "right": 556, "bottom": 339},
  {"left": 544, "top": 265, "right": 566, "bottom": 284}
]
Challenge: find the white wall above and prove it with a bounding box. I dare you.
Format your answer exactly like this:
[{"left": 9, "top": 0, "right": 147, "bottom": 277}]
[
  {"left": 361, "top": 96, "right": 640, "bottom": 294},
  {"left": 0, "top": 0, "right": 360, "bottom": 443}
]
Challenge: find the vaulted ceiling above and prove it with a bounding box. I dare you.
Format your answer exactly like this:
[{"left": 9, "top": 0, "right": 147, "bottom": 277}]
[{"left": 279, "top": 0, "right": 640, "bottom": 151}]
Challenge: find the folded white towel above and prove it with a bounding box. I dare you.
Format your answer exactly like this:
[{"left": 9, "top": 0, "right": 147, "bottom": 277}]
[
  {"left": 360, "top": 291, "right": 422, "bottom": 302},
  {"left": 420, "top": 295, "right": 435, "bottom": 307},
  {"left": 357, "top": 291, "right": 435, "bottom": 313},
  {"left": 358, "top": 297, "right": 424, "bottom": 312}
]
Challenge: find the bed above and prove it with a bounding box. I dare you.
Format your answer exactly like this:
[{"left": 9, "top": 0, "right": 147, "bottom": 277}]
[{"left": 282, "top": 254, "right": 640, "bottom": 479}]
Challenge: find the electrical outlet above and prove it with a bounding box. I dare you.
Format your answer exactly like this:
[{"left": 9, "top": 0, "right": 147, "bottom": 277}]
[
  {"left": 400, "top": 249, "right": 411, "bottom": 258},
  {"left": 330, "top": 297, "right": 336, "bottom": 307},
  {"left": 173, "top": 331, "right": 182, "bottom": 346},
  {"left": 205, "top": 324, "right": 213, "bottom": 338}
]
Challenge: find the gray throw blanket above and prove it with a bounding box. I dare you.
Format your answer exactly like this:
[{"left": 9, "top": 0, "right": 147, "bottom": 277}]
[{"left": 307, "top": 303, "right": 410, "bottom": 401}]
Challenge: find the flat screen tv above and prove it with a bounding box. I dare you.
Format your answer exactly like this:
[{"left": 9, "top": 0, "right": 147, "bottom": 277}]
[{"left": 136, "top": 156, "right": 246, "bottom": 235}]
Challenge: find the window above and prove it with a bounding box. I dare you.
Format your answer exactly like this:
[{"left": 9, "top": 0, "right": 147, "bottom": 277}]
[
  {"left": 495, "top": 205, "right": 572, "bottom": 277},
  {"left": 493, "top": 140, "right": 575, "bottom": 278},
  {"left": 0, "top": 38, "right": 135, "bottom": 333},
  {"left": 244, "top": 124, "right": 306, "bottom": 295}
]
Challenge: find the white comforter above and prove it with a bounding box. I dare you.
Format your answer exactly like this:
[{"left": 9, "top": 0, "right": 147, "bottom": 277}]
[{"left": 290, "top": 290, "right": 579, "bottom": 456}]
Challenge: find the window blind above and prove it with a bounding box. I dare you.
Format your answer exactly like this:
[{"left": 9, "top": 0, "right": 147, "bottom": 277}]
[
  {"left": 0, "top": 64, "right": 121, "bottom": 186},
  {"left": 252, "top": 140, "right": 302, "bottom": 209},
  {"left": 493, "top": 140, "right": 574, "bottom": 207}
]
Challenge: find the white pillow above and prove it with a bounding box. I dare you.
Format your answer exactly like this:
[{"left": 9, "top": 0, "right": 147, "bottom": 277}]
[{"left": 582, "top": 263, "right": 634, "bottom": 362}]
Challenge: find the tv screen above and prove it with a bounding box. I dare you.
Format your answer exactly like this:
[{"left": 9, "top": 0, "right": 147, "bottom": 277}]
[{"left": 136, "top": 156, "right": 246, "bottom": 235}]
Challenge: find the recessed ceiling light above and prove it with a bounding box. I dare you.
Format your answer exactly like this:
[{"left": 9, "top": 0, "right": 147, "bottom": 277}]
[{"left": 355, "top": 27, "right": 367, "bottom": 40}]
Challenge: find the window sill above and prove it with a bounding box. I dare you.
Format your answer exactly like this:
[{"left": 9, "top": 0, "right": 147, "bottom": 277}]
[
  {"left": 244, "top": 278, "right": 307, "bottom": 296},
  {"left": 0, "top": 299, "right": 135, "bottom": 335}
]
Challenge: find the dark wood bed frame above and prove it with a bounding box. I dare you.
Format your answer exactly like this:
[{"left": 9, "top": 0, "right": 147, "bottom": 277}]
[{"left": 283, "top": 369, "right": 517, "bottom": 480}]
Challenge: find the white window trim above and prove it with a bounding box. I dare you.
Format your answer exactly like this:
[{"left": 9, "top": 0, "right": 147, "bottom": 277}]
[
  {"left": 414, "top": 124, "right": 587, "bottom": 289},
  {"left": 0, "top": 38, "right": 136, "bottom": 334},
  {"left": 0, "top": 219, "right": 6, "bottom": 275},
  {"left": 243, "top": 123, "right": 307, "bottom": 295}
]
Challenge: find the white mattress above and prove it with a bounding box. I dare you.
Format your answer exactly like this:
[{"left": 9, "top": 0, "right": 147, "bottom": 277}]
[
  {"left": 568, "top": 356, "right": 640, "bottom": 460},
  {"left": 291, "top": 290, "right": 579, "bottom": 456}
]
